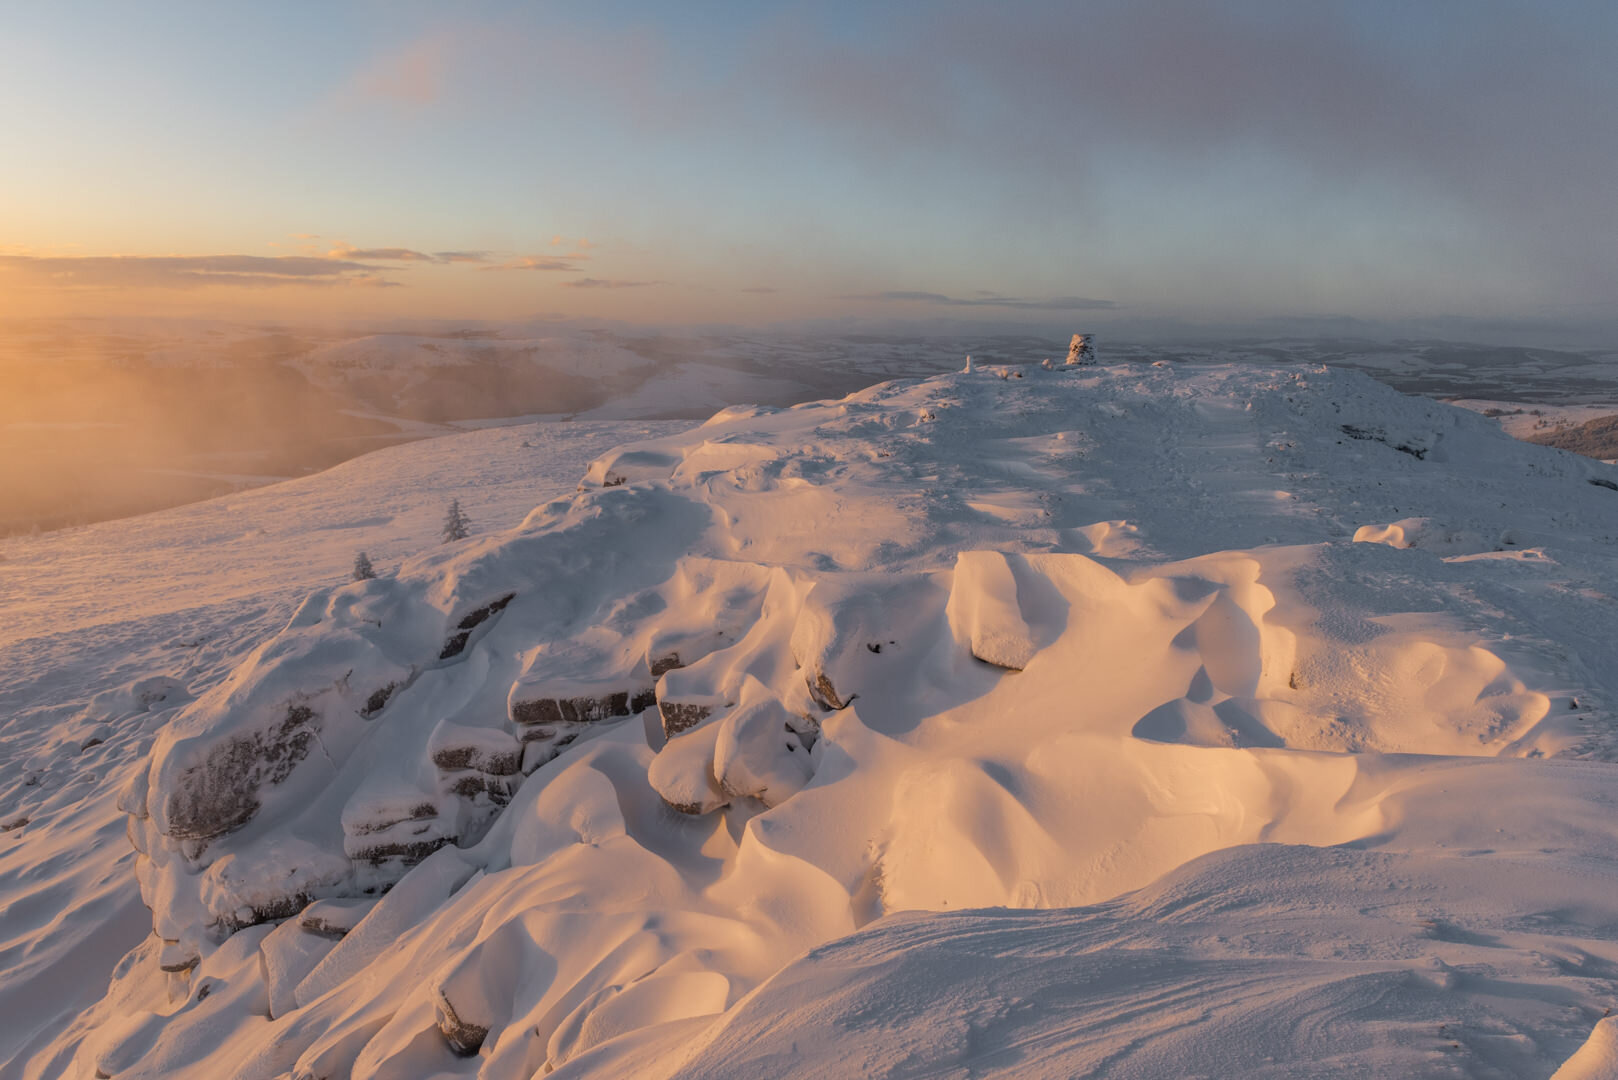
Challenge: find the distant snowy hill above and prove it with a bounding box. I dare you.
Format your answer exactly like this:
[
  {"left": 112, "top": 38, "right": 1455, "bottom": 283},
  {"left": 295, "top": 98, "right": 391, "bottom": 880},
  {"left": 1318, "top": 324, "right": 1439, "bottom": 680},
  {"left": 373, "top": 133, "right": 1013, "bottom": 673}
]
[
  {"left": 11, "top": 315, "right": 1615, "bottom": 534},
  {"left": 10, "top": 360, "right": 1618, "bottom": 1078}
]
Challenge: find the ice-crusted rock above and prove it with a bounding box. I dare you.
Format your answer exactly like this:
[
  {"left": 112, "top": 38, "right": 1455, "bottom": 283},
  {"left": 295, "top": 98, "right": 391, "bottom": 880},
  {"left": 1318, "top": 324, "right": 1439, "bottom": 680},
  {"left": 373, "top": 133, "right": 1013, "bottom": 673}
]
[
  {"left": 507, "top": 640, "right": 657, "bottom": 776},
  {"left": 430, "top": 921, "right": 538, "bottom": 1056},
  {"left": 87, "top": 674, "right": 193, "bottom": 719},
  {"left": 428, "top": 720, "right": 522, "bottom": 775},
  {"left": 341, "top": 788, "right": 454, "bottom": 872},
  {"left": 158, "top": 940, "right": 199, "bottom": 974},
  {"left": 655, "top": 682, "right": 728, "bottom": 739},
  {"left": 298, "top": 896, "right": 375, "bottom": 939},
  {"left": 648, "top": 719, "right": 729, "bottom": 815},
  {"left": 157, "top": 702, "right": 319, "bottom": 842},
  {"left": 789, "top": 573, "right": 949, "bottom": 709},
  {"left": 144, "top": 578, "right": 426, "bottom": 850},
  {"left": 713, "top": 696, "right": 814, "bottom": 806},
  {"left": 946, "top": 551, "right": 1038, "bottom": 670},
  {"left": 582, "top": 446, "right": 680, "bottom": 488},
  {"left": 438, "top": 592, "right": 515, "bottom": 659},
  {"left": 260, "top": 916, "right": 339, "bottom": 1019},
  {"left": 508, "top": 642, "right": 655, "bottom": 728}
]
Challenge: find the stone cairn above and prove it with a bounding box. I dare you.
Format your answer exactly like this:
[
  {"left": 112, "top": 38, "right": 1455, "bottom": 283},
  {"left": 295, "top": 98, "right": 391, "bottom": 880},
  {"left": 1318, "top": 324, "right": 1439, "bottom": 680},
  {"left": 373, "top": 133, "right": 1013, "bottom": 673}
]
[{"left": 1065, "top": 333, "right": 1096, "bottom": 365}]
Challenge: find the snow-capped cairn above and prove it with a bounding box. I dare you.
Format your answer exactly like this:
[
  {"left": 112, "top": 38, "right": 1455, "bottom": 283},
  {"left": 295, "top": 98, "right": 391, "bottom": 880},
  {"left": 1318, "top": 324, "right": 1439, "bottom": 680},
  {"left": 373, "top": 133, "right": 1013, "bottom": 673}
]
[{"left": 1065, "top": 333, "right": 1096, "bottom": 366}]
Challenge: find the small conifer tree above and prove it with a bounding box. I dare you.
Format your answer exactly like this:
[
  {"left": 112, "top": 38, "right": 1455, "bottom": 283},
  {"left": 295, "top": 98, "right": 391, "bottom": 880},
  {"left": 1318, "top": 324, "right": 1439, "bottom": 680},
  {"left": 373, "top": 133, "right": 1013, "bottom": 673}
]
[
  {"left": 442, "top": 499, "right": 471, "bottom": 543},
  {"left": 352, "top": 550, "right": 377, "bottom": 581}
]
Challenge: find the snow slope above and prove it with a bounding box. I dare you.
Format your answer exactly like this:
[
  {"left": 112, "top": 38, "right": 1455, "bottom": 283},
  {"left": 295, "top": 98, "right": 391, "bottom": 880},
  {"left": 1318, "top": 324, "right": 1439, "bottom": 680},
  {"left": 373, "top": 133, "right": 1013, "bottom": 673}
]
[
  {"left": 0, "top": 419, "right": 687, "bottom": 1079},
  {"left": 13, "top": 361, "right": 1618, "bottom": 1078}
]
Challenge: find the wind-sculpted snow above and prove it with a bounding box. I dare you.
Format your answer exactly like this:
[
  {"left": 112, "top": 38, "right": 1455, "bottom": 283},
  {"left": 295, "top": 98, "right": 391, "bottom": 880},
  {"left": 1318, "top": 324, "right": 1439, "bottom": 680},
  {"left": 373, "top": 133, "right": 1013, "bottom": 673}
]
[{"left": 83, "top": 363, "right": 1618, "bottom": 1076}]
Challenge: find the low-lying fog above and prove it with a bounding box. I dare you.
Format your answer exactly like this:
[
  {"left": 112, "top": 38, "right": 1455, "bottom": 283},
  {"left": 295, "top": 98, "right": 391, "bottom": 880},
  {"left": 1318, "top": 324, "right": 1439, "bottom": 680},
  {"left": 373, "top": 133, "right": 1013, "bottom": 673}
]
[{"left": 5, "top": 317, "right": 1616, "bottom": 535}]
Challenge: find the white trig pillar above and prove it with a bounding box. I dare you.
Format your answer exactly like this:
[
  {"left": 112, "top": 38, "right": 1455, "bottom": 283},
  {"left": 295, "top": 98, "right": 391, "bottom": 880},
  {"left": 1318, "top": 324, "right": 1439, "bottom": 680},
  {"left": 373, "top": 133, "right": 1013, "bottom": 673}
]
[{"left": 1066, "top": 333, "right": 1095, "bottom": 365}]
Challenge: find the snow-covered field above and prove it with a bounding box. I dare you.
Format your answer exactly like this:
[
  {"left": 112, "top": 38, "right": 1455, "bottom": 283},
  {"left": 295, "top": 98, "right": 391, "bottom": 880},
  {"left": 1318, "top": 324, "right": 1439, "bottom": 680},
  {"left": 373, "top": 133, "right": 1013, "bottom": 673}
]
[
  {"left": 7, "top": 360, "right": 1618, "bottom": 1078},
  {"left": 1450, "top": 399, "right": 1618, "bottom": 441},
  {"left": 0, "top": 420, "right": 687, "bottom": 1078}
]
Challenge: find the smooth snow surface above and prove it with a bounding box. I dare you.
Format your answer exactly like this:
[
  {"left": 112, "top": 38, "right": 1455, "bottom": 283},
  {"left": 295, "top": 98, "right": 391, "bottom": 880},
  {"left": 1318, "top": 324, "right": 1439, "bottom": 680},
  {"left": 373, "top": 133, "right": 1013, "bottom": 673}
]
[{"left": 9, "top": 361, "right": 1618, "bottom": 1079}]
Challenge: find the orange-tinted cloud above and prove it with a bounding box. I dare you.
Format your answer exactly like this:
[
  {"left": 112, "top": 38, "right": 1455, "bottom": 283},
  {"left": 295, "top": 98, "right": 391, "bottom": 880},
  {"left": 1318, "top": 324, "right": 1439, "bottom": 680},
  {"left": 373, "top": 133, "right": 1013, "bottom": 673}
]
[
  {"left": 563, "top": 277, "right": 660, "bottom": 289},
  {"left": 486, "top": 255, "right": 584, "bottom": 272},
  {"left": 843, "top": 290, "right": 1116, "bottom": 311},
  {"left": 327, "top": 244, "right": 436, "bottom": 262},
  {"left": 326, "top": 244, "right": 490, "bottom": 264},
  {"left": 0, "top": 254, "right": 389, "bottom": 289}
]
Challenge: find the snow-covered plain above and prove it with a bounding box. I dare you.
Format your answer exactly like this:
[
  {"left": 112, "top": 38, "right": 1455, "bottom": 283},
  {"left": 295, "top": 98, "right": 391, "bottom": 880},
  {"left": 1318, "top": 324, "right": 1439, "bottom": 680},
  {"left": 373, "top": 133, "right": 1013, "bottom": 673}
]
[{"left": 8, "top": 359, "right": 1618, "bottom": 1078}]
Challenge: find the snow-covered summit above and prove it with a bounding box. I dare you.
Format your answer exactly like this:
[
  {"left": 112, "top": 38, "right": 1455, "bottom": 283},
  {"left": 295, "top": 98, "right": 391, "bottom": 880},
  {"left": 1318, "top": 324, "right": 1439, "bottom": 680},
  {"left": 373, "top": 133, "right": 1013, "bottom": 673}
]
[{"left": 102, "top": 361, "right": 1618, "bottom": 1077}]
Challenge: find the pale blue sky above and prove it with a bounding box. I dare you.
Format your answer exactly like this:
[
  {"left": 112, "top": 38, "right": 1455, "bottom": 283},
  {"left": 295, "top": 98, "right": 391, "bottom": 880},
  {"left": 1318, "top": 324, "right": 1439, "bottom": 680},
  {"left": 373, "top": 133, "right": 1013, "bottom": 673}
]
[{"left": 3, "top": 1, "right": 1614, "bottom": 337}]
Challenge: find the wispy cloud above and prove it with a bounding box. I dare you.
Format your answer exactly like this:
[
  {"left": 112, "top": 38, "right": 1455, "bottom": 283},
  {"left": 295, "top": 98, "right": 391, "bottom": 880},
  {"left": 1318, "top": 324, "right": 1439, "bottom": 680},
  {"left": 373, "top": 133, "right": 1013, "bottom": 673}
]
[
  {"left": 485, "top": 255, "right": 584, "bottom": 272},
  {"left": 327, "top": 244, "right": 490, "bottom": 264},
  {"left": 741, "top": 286, "right": 778, "bottom": 294},
  {"left": 563, "top": 277, "right": 660, "bottom": 289},
  {"left": 845, "top": 290, "right": 1116, "bottom": 311},
  {"left": 327, "top": 244, "right": 437, "bottom": 262},
  {"left": 0, "top": 254, "right": 388, "bottom": 290}
]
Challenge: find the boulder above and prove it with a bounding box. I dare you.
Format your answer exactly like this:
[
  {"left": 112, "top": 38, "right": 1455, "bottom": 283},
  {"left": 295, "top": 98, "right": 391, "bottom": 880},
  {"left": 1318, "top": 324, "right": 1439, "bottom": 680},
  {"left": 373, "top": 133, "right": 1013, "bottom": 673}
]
[
  {"left": 648, "top": 719, "right": 729, "bottom": 815},
  {"left": 438, "top": 593, "right": 515, "bottom": 660},
  {"left": 713, "top": 697, "right": 814, "bottom": 807},
  {"left": 158, "top": 703, "right": 317, "bottom": 842},
  {"left": 947, "top": 551, "right": 1038, "bottom": 670},
  {"left": 428, "top": 721, "right": 523, "bottom": 776},
  {"left": 298, "top": 896, "right": 375, "bottom": 939},
  {"left": 789, "top": 573, "right": 947, "bottom": 709}
]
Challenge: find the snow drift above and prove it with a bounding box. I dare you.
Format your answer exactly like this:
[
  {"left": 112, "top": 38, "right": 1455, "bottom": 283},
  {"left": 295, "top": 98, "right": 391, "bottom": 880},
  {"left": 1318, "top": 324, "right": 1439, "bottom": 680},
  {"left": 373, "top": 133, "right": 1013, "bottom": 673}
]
[{"left": 101, "top": 361, "right": 1618, "bottom": 1077}]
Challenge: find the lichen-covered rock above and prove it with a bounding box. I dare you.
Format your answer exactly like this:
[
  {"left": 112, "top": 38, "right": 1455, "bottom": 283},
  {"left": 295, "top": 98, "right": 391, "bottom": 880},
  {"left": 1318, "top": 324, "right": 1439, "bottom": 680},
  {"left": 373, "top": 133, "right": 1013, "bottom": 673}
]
[
  {"left": 658, "top": 695, "right": 724, "bottom": 739},
  {"left": 158, "top": 703, "right": 317, "bottom": 842}
]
